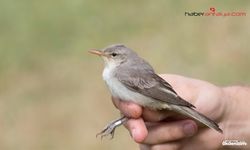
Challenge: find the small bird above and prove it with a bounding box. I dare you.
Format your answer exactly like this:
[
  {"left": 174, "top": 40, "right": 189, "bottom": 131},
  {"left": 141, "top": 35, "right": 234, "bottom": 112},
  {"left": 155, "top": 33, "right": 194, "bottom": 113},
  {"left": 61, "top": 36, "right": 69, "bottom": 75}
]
[{"left": 89, "top": 44, "right": 223, "bottom": 138}]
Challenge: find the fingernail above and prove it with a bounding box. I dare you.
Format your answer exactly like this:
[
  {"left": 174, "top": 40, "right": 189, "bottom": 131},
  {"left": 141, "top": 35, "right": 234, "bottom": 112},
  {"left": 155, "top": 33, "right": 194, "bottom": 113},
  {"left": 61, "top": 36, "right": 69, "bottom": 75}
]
[{"left": 183, "top": 122, "right": 196, "bottom": 137}]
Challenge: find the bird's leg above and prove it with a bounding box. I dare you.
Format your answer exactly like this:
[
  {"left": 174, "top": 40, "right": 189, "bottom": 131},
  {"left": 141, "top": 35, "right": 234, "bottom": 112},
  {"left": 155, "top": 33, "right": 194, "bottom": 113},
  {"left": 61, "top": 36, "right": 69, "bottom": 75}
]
[{"left": 96, "top": 116, "right": 128, "bottom": 139}]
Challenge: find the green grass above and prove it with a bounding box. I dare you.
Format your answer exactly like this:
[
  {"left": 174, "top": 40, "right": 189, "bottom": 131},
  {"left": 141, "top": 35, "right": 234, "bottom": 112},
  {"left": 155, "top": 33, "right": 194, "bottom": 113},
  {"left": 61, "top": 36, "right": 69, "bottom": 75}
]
[{"left": 0, "top": 1, "right": 249, "bottom": 150}]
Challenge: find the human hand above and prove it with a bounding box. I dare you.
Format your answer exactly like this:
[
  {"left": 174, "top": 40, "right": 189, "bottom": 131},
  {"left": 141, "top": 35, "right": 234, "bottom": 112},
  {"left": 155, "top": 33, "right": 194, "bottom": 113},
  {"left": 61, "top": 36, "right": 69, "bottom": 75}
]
[{"left": 112, "top": 74, "right": 227, "bottom": 149}]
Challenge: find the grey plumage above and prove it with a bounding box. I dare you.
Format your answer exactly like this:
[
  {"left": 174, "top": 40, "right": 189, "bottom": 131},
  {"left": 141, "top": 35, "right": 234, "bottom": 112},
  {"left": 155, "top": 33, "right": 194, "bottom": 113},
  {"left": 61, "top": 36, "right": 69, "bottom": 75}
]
[{"left": 90, "top": 44, "right": 223, "bottom": 138}]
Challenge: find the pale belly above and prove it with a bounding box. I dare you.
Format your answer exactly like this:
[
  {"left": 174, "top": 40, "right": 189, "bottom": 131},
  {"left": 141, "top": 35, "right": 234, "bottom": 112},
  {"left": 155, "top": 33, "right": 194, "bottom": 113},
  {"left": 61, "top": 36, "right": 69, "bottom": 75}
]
[{"left": 103, "top": 75, "right": 171, "bottom": 110}]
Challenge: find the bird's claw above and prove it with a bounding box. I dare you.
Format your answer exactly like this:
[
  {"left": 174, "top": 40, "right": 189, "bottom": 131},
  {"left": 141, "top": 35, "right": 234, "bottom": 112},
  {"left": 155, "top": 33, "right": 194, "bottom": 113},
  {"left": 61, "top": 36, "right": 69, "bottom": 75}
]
[
  {"left": 96, "top": 123, "right": 116, "bottom": 139},
  {"left": 96, "top": 116, "right": 127, "bottom": 140}
]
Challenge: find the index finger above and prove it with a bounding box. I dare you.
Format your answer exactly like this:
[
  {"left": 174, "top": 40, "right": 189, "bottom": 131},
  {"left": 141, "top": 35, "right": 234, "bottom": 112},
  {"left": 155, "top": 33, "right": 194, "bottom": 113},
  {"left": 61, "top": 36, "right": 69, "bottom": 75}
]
[{"left": 112, "top": 97, "right": 143, "bottom": 118}]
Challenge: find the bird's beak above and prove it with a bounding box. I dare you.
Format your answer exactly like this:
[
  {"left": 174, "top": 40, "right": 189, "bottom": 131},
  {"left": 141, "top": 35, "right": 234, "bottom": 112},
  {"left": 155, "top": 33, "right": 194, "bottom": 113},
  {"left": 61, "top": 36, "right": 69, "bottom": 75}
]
[{"left": 88, "top": 49, "right": 104, "bottom": 56}]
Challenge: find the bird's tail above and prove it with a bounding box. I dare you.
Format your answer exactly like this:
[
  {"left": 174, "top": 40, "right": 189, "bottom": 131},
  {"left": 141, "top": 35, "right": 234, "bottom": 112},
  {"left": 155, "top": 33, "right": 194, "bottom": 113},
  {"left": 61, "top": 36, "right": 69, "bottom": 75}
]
[{"left": 171, "top": 105, "right": 223, "bottom": 133}]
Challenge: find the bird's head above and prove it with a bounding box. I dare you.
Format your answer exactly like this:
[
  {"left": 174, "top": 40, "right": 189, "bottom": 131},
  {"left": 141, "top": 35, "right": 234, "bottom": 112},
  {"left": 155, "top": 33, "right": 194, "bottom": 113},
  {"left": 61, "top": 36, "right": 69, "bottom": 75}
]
[{"left": 89, "top": 44, "right": 135, "bottom": 67}]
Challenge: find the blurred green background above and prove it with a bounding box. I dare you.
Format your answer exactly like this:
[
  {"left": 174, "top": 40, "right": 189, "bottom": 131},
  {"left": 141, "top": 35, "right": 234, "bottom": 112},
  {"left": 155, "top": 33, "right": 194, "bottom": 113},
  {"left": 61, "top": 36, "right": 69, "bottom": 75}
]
[{"left": 0, "top": 0, "right": 249, "bottom": 150}]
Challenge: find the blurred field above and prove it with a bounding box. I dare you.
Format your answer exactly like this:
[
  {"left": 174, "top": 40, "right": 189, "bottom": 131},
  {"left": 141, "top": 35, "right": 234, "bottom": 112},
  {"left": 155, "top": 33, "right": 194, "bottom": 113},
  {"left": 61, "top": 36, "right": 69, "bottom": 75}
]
[{"left": 0, "top": 0, "right": 249, "bottom": 150}]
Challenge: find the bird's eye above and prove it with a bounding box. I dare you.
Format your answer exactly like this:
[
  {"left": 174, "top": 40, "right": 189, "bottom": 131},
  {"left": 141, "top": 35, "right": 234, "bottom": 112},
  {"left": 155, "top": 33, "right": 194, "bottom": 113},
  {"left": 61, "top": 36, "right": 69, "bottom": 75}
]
[{"left": 111, "top": 53, "right": 117, "bottom": 57}]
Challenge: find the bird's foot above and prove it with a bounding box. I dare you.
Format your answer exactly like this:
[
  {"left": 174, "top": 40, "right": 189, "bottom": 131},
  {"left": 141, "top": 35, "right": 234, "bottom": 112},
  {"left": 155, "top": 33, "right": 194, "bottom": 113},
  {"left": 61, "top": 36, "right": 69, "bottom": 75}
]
[{"left": 96, "top": 116, "right": 127, "bottom": 139}]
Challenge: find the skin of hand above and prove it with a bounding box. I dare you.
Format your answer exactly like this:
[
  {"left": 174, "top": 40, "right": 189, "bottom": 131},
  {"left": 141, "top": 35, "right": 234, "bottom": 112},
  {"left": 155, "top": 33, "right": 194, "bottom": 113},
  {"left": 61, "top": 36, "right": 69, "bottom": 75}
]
[{"left": 112, "top": 74, "right": 250, "bottom": 150}]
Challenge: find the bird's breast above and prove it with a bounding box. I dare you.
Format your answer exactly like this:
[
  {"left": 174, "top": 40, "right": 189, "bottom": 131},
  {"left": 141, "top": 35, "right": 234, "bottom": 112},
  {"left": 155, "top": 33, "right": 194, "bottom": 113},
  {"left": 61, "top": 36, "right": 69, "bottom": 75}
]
[{"left": 102, "top": 61, "right": 117, "bottom": 81}]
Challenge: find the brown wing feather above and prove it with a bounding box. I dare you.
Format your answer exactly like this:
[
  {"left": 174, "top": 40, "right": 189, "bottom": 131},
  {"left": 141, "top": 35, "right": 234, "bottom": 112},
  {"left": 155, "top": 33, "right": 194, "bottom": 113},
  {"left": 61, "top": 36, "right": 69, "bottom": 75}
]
[{"left": 115, "top": 69, "right": 195, "bottom": 108}]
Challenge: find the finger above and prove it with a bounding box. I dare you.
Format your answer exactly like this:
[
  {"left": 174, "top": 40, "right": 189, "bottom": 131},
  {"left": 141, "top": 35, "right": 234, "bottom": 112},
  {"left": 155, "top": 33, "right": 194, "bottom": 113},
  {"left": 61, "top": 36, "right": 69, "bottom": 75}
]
[
  {"left": 142, "top": 108, "right": 183, "bottom": 122},
  {"left": 142, "top": 119, "right": 197, "bottom": 144},
  {"left": 117, "top": 100, "right": 142, "bottom": 118},
  {"left": 142, "top": 108, "right": 168, "bottom": 122},
  {"left": 181, "top": 128, "right": 224, "bottom": 150},
  {"left": 124, "top": 118, "right": 148, "bottom": 143},
  {"left": 139, "top": 142, "right": 181, "bottom": 150},
  {"left": 112, "top": 97, "right": 142, "bottom": 118}
]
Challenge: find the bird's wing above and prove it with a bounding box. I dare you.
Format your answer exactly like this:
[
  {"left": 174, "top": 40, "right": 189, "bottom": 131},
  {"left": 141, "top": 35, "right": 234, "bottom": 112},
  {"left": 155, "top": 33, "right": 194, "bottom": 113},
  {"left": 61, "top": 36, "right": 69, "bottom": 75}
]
[{"left": 115, "top": 69, "right": 195, "bottom": 108}]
